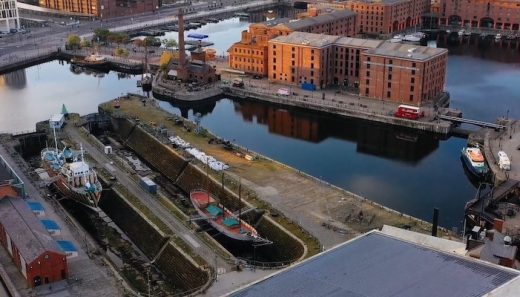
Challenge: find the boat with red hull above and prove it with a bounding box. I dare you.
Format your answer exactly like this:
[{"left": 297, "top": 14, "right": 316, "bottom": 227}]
[
  {"left": 41, "top": 145, "right": 102, "bottom": 208},
  {"left": 190, "top": 190, "right": 267, "bottom": 243}
]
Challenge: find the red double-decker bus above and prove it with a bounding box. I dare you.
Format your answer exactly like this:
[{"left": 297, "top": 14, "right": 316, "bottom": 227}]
[{"left": 394, "top": 105, "right": 424, "bottom": 120}]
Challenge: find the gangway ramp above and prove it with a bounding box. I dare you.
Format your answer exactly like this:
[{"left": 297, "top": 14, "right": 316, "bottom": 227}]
[{"left": 438, "top": 115, "right": 506, "bottom": 130}]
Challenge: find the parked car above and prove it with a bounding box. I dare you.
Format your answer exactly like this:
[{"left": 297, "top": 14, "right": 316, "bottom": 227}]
[
  {"left": 232, "top": 78, "right": 244, "bottom": 88},
  {"left": 498, "top": 151, "right": 511, "bottom": 171}
]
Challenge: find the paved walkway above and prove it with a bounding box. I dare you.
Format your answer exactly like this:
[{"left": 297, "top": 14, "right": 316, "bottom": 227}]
[
  {"left": 220, "top": 72, "right": 441, "bottom": 121},
  {"left": 488, "top": 120, "right": 520, "bottom": 182}
]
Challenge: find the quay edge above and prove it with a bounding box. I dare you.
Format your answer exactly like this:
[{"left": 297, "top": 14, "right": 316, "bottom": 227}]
[{"left": 223, "top": 87, "right": 452, "bottom": 135}]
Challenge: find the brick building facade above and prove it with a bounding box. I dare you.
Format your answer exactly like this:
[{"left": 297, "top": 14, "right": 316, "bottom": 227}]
[
  {"left": 38, "top": 0, "right": 159, "bottom": 19},
  {"left": 268, "top": 32, "right": 382, "bottom": 89},
  {"left": 267, "top": 31, "right": 447, "bottom": 106},
  {"left": 309, "top": 0, "right": 430, "bottom": 35},
  {"left": 359, "top": 42, "right": 447, "bottom": 105},
  {"left": 0, "top": 195, "right": 68, "bottom": 287},
  {"left": 439, "top": 0, "right": 520, "bottom": 30},
  {"left": 228, "top": 10, "right": 357, "bottom": 76},
  {"left": 0, "top": 0, "right": 19, "bottom": 33}
]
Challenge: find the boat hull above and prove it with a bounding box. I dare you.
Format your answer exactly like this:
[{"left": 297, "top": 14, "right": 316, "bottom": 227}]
[
  {"left": 43, "top": 163, "right": 101, "bottom": 208},
  {"left": 461, "top": 150, "right": 488, "bottom": 179},
  {"left": 192, "top": 205, "right": 256, "bottom": 242},
  {"left": 70, "top": 60, "right": 110, "bottom": 71},
  {"left": 190, "top": 191, "right": 259, "bottom": 242}
]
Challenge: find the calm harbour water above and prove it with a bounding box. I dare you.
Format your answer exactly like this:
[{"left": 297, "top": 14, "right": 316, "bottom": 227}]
[{"left": 1, "top": 22, "right": 519, "bottom": 230}]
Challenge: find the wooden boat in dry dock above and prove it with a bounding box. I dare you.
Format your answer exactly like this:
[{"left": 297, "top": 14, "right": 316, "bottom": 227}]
[{"left": 190, "top": 189, "right": 269, "bottom": 243}]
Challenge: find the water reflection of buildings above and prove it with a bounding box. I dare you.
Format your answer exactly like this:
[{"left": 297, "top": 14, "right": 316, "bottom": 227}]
[
  {"left": 436, "top": 33, "right": 520, "bottom": 64},
  {"left": 0, "top": 69, "right": 27, "bottom": 89},
  {"left": 166, "top": 99, "right": 217, "bottom": 119},
  {"left": 234, "top": 100, "right": 440, "bottom": 164},
  {"left": 247, "top": 6, "right": 304, "bottom": 23}
]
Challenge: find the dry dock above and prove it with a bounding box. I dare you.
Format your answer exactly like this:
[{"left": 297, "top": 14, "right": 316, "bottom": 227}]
[{"left": 101, "top": 95, "right": 454, "bottom": 249}]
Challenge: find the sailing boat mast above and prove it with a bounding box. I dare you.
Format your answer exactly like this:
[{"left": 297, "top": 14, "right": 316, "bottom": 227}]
[
  {"left": 238, "top": 178, "right": 242, "bottom": 228},
  {"left": 52, "top": 126, "right": 58, "bottom": 152},
  {"left": 80, "top": 143, "right": 85, "bottom": 163},
  {"left": 205, "top": 156, "right": 210, "bottom": 206}
]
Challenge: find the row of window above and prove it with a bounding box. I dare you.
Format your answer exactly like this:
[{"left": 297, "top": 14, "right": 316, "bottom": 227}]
[
  {"left": 233, "top": 56, "right": 263, "bottom": 64},
  {"left": 364, "top": 88, "right": 415, "bottom": 102},
  {"left": 233, "top": 48, "right": 262, "bottom": 55}
]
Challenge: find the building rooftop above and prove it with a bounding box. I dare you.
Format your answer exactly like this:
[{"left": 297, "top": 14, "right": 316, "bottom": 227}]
[
  {"left": 270, "top": 31, "right": 340, "bottom": 48},
  {"left": 334, "top": 36, "right": 383, "bottom": 49},
  {"left": 229, "top": 231, "right": 519, "bottom": 297},
  {"left": 0, "top": 154, "right": 24, "bottom": 197},
  {"left": 0, "top": 197, "right": 64, "bottom": 263},
  {"left": 50, "top": 113, "right": 64, "bottom": 122},
  {"left": 255, "top": 18, "right": 291, "bottom": 28},
  {"left": 480, "top": 231, "right": 518, "bottom": 265},
  {"left": 365, "top": 41, "right": 448, "bottom": 61},
  {"left": 283, "top": 10, "right": 356, "bottom": 30},
  {"left": 345, "top": 0, "right": 410, "bottom": 5}
]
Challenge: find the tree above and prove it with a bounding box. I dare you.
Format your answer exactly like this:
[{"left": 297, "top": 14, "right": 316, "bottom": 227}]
[
  {"left": 144, "top": 36, "right": 160, "bottom": 47},
  {"left": 113, "top": 33, "right": 129, "bottom": 48},
  {"left": 114, "top": 48, "right": 129, "bottom": 58},
  {"left": 66, "top": 34, "right": 81, "bottom": 50},
  {"left": 161, "top": 38, "right": 177, "bottom": 49},
  {"left": 93, "top": 28, "right": 110, "bottom": 43},
  {"left": 159, "top": 51, "right": 174, "bottom": 70},
  {"left": 80, "top": 39, "right": 91, "bottom": 48},
  {"left": 106, "top": 33, "right": 117, "bottom": 45}
]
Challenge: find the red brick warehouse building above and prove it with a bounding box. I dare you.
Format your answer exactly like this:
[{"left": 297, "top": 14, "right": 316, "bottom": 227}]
[
  {"left": 0, "top": 188, "right": 68, "bottom": 287},
  {"left": 438, "top": 0, "right": 520, "bottom": 30},
  {"left": 38, "top": 0, "right": 160, "bottom": 19},
  {"left": 267, "top": 31, "right": 448, "bottom": 106},
  {"left": 359, "top": 42, "right": 447, "bottom": 106},
  {"left": 309, "top": 0, "right": 431, "bottom": 35},
  {"left": 228, "top": 10, "right": 357, "bottom": 76}
]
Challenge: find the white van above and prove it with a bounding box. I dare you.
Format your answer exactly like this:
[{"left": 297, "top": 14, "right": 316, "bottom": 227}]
[
  {"left": 498, "top": 151, "right": 511, "bottom": 171},
  {"left": 277, "top": 88, "right": 290, "bottom": 97}
]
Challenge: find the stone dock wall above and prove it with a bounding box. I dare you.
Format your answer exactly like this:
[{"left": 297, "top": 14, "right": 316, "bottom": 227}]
[{"left": 108, "top": 115, "right": 307, "bottom": 264}]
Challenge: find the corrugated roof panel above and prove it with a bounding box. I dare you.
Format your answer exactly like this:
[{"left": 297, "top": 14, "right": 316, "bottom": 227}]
[{"left": 231, "top": 232, "right": 518, "bottom": 297}]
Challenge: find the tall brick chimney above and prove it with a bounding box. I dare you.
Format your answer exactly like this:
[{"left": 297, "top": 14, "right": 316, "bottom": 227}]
[
  {"left": 178, "top": 10, "right": 186, "bottom": 67},
  {"left": 494, "top": 218, "right": 504, "bottom": 233},
  {"left": 176, "top": 9, "right": 188, "bottom": 81}
]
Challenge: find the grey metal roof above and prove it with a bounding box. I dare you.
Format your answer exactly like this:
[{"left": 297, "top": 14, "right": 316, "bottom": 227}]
[
  {"left": 0, "top": 197, "right": 64, "bottom": 263},
  {"left": 283, "top": 10, "right": 356, "bottom": 30},
  {"left": 256, "top": 18, "right": 291, "bottom": 28},
  {"left": 365, "top": 41, "right": 448, "bottom": 61},
  {"left": 230, "top": 232, "right": 519, "bottom": 297},
  {"left": 349, "top": 0, "right": 410, "bottom": 5},
  {"left": 270, "top": 32, "right": 340, "bottom": 48},
  {"left": 334, "top": 37, "right": 383, "bottom": 49}
]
